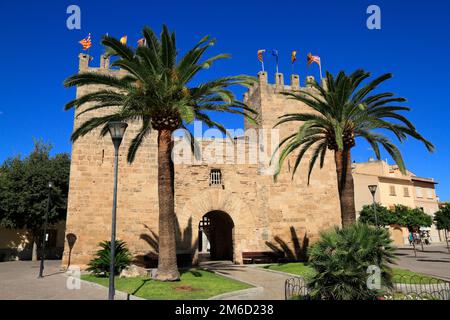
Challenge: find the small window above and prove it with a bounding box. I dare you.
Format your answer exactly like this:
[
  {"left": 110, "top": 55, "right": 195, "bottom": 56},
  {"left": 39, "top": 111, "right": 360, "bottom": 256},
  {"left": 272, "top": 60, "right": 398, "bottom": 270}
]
[
  {"left": 209, "top": 169, "right": 222, "bottom": 186},
  {"left": 416, "top": 187, "right": 423, "bottom": 198},
  {"left": 403, "top": 187, "right": 410, "bottom": 197},
  {"left": 427, "top": 189, "right": 434, "bottom": 199},
  {"left": 389, "top": 185, "right": 396, "bottom": 196}
]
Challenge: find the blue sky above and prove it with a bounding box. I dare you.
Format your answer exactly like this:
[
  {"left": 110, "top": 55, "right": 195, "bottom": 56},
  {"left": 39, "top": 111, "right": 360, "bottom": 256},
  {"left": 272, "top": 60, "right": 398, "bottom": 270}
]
[{"left": 0, "top": 0, "right": 449, "bottom": 200}]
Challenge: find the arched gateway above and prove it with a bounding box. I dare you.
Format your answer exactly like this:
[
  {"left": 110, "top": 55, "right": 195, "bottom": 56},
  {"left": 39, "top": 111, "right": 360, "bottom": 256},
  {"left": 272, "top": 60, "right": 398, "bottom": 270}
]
[{"left": 198, "top": 211, "right": 234, "bottom": 261}]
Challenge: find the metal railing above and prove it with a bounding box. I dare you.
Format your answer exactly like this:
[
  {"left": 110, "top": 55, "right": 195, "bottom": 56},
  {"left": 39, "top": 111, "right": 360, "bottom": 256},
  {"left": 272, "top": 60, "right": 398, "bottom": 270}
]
[{"left": 285, "top": 275, "right": 450, "bottom": 300}]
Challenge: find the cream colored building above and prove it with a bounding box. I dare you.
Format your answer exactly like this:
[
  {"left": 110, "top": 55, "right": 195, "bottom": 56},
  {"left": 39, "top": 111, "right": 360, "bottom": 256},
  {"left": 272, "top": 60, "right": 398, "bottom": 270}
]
[
  {"left": 353, "top": 159, "right": 443, "bottom": 244},
  {"left": 0, "top": 221, "right": 66, "bottom": 261}
]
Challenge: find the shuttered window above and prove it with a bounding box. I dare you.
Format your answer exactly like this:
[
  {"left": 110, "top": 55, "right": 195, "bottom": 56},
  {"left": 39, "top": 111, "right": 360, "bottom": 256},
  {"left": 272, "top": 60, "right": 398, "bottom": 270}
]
[{"left": 389, "top": 185, "right": 396, "bottom": 196}]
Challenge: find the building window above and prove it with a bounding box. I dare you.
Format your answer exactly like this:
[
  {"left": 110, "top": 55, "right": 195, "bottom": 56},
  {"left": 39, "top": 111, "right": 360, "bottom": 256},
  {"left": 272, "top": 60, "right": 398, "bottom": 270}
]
[
  {"left": 416, "top": 187, "right": 423, "bottom": 198},
  {"left": 209, "top": 169, "right": 222, "bottom": 186},
  {"left": 427, "top": 189, "right": 434, "bottom": 199},
  {"left": 403, "top": 187, "right": 410, "bottom": 197},
  {"left": 389, "top": 185, "right": 396, "bottom": 196}
]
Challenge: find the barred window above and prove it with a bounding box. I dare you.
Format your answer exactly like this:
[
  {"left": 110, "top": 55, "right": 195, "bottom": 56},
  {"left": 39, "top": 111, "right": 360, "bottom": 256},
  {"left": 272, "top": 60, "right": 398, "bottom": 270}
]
[{"left": 209, "top": 169, "right": 222, "bottom": 186}]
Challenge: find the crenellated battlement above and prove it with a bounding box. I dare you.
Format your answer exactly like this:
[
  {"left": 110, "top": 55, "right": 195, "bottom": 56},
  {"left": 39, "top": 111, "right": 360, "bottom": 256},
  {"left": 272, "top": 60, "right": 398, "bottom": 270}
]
[
  {"left": 78, "top": 53, "right": 124, "bottom": 75},
  {"left": 244, "top": 71, "right": 328, "bottom": 103}
]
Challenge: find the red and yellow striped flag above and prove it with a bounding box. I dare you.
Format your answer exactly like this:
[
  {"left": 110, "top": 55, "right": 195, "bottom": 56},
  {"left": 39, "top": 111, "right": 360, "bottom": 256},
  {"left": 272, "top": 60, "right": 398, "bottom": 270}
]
[
  {"left": 137, "top": 38, "right": 146, "bottom": 47},
  {"left": 307, "top": 52, "right": 321, "bottom": 66},
  {"left": 79, "top": 33, "right": 92, "bottom": 51},
  {"left": 257, "top": 49, "right": 266, "bottom": 63},
  {"left": 291, "top": 51, "right": 297, "bottom": 64}
]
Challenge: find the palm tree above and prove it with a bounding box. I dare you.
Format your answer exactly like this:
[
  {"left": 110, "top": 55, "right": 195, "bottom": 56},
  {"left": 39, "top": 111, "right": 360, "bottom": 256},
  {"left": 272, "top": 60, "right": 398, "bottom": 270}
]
[
  {"left": 274, "top": 70, "right": 434, "bottom": 228},
  {"left": 64, "top": 25, "right": 256, "bottom": 281}
]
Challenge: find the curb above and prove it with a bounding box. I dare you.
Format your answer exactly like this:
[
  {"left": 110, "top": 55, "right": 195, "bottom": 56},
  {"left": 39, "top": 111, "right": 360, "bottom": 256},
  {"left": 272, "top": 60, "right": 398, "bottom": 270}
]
[
  {"left": 208, "top": 287, "right": 264, "bottom": 300},
  {"left": 255, "top": 266, "right": 308, "bottom": 279},
  {"left": 65, "top": 273, "right": 146, "bottom": 300}
]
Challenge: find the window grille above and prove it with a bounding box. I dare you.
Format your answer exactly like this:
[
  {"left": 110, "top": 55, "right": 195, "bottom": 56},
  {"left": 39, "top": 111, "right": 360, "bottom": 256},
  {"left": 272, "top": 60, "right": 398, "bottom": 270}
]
[{"left": 209, "top": 169, "right": 222, "bottom": 186}]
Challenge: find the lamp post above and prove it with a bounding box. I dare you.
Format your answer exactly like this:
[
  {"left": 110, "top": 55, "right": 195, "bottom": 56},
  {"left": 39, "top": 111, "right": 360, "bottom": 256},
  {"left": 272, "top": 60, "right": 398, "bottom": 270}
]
[
  {"left": 38, "top": 181, "right": 53, "bottom": 278},
  {"left": 368, "top": 185, "right": 379, "bottom": 228},
  {"left": 107, "top": 121, "right": 127, "bottom": 300}
]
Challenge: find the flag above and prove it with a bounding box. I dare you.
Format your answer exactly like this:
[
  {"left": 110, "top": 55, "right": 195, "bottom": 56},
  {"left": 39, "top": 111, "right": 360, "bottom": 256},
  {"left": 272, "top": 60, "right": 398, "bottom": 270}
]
[
  {"left": 257, "top": 49, "right": 266, "bottom": 63},
  {"left": 291, "top": 51, "right": 297, "bottom": 64},
  {"left": 120, "top": 35, "right": 127, "bottom": 45},
  {"left": 307, "top": 52, "right": 321, "bottom": 66},
  {"left": 271, "top": 50, "right": 279, "bottom": 74},
  {"left": 79, "top": 33, "right": 92, "bottom": 51},
  {"left": 271, "top": 49, "right": 279, "bottom": 58},
  {"left": 137, "top": 38, "right": 146, "bottom": 47},
  {"left": 307, "top": 53, "right": 323, "bottom": 79}
]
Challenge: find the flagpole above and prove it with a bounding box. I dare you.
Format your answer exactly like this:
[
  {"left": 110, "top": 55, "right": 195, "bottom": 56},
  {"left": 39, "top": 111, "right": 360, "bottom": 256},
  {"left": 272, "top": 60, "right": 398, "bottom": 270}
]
[
  {"left": 319, "top": 63, "right": 323, "bottom": 80},
  {"left": 261, "top": 60, "right": 265, "bottom": 72},
  {"left": 276, "top": 56, "right": 279, "bottom": 74}
]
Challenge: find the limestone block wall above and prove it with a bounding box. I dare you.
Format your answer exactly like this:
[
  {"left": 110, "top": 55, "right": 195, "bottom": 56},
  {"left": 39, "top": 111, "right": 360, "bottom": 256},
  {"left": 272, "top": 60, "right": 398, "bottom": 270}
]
[{"left": 62, "top": 55, "right": 341, "bottom": 269}]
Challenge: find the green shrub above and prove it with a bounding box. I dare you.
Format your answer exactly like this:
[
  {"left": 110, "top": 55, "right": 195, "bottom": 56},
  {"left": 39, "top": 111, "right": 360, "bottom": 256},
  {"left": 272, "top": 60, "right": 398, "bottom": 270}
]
[
  {"left": 86, "top": 240, "right": 132, "bottom": 277},
  {"left": 307, "top": 223, "right": 396, "bottom": 300}
]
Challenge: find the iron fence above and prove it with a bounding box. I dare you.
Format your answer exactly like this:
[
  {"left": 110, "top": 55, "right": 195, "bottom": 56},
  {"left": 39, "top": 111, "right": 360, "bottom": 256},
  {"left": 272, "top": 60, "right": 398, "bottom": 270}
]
[{"left": 285, "top": 275, "right": 450, "bottom": 300}]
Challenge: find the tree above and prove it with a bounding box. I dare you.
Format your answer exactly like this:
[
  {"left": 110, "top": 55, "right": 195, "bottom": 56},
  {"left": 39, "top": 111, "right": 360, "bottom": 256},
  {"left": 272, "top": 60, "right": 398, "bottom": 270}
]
[
  {"left": 63, "top": 25, "right": 256, "bottom": 281},
  {"left": 434, "top": 204, "right": 450, "bottom": 252},
  {"left": 0, "top": 141, "right": 70, "bottom": 260},
  {"left": 393, "top": 205, "right": 433, "bottom": 231},
  {"left": 274, "top": 70, "right": 434, "bottom": 227},
  {"left": 358, "top": 203, "right": 395, "bottom": 227}
]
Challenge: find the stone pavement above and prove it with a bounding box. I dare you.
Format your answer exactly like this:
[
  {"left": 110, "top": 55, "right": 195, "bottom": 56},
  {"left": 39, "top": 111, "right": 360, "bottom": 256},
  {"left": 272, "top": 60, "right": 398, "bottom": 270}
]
[
  {"left": 393, "top": 244, "right": 450, "bottom": 281},
  {"left": 0, "top": 260, "right": 140, "bottom": 300},
  {"left": 201, "top": 261, "right": 293, "bottom": 300}
]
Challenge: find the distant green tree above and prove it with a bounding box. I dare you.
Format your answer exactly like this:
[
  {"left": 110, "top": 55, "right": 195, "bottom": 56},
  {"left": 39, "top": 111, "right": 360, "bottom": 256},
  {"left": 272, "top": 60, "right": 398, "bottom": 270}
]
[
  {"left": 434, "top": 204, "right": 450, "bottom": 252},
  {"left": 358, "top": 203, "right": 395, "bottom": 227},
  {"left": 393, "top": 205, "right": 432, "bottom": 231},
  {"left": 434, "top": 204, "right": 450, "bottom": 231},
  {"left": 0, "top": 140, "right": 71, "bottom": 260}
]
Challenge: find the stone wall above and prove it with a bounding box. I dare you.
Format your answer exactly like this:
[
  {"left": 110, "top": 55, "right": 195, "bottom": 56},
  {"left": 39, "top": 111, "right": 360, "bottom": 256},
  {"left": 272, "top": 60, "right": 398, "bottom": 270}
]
[{"left": 62, "top": 56, "right": 341, "bottom": 269}]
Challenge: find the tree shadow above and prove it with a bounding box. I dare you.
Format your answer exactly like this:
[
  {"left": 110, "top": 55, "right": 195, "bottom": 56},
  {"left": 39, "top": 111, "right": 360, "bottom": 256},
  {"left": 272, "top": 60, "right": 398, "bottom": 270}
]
[
  {"left": 134, "top": 216, "right": 198, "bottom": 268},
  {"left": 265, "top": 226, "right": 309, "bottom": 262}
]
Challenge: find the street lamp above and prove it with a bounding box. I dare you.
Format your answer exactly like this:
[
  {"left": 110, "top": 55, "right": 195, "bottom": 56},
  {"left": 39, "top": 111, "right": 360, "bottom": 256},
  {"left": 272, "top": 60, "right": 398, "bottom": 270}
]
[
  {"left": 368, "top": 185, "right": 379, "bottom": 227},
  {"left": 107, "top": 121, "right": 127, "bottom": 300},
  {"left": 38, "top": 181, "right": 53, "bottom": 278}
]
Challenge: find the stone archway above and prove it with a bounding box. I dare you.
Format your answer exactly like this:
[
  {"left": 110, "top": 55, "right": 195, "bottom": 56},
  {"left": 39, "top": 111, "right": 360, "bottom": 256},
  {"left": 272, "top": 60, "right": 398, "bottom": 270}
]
[
  {"left": 199, "top": 211, "right": 234, "bottom": 261},
  {"left": 176, "top": 189, "right": 256, "bottom": 264}
]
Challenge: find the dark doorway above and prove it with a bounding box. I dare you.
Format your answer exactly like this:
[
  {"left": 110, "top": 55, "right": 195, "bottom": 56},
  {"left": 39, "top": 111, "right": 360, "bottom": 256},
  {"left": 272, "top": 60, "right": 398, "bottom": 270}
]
[{"left": 198, "top": 211, "right": 234, "bottom": 261}]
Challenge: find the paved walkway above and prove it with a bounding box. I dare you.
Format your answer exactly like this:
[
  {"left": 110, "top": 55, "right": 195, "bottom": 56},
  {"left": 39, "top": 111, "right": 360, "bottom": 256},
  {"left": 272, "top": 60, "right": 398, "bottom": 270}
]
[
  {"left": 201, "top": 261, "right": 292, "bottom": 300},
  {"left": 0, "top": 260, "right": 139, "bottom": 300},
  {"left": 393, "top": 244, "right": 450, "bottom": 281}
]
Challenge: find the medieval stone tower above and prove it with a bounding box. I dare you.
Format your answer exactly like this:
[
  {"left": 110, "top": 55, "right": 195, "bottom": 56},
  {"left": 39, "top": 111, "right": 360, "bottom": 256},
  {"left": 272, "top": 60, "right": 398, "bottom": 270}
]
[{"left": 62, "top": 54, "right": 341, "bottom": 268}]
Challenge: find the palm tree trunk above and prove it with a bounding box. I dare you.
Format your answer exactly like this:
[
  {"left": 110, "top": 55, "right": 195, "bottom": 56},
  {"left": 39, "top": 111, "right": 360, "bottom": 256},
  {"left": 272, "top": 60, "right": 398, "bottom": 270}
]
[
  {"left": 334, "top": 148, "right": 356, "bottom": 228},
  {"left": 154, "top": 129, "right": 180, "bottom": 281}
]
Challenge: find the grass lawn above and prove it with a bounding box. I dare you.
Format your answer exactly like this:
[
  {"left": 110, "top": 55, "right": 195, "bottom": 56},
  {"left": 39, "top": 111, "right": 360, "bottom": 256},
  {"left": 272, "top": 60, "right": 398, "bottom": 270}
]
[
  {"left": 82, "top": 269, "right": 252, "bottom": 300},
  {"left": 261, "top": 263, "right": 441, "bottom": 284}
]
